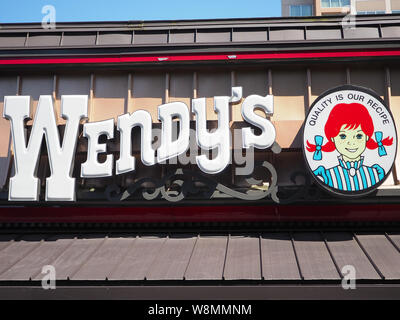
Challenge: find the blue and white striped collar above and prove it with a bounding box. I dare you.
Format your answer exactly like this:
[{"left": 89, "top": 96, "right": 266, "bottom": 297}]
[{"left": 338, "top": 156, "right": 364, "bottom": 170}]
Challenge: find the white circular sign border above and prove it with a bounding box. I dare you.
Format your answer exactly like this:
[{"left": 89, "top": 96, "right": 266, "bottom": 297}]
[{"left": 302, "top": 84, "right": 398, "bottom": 198}]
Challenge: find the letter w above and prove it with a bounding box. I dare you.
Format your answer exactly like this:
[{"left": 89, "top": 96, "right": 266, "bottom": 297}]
[{"left": 4, "top": 95, "right": 88, "bottom": 201}]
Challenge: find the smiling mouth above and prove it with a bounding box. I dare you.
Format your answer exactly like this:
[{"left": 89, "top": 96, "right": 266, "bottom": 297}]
[{"left": 345, "top": 148, "right": 358, "bottom": 153}]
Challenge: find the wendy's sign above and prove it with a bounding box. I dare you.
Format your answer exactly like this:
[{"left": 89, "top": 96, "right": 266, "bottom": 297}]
[
  {"left": 3, "top": 87, "right": 276, "bottom": 202},
  {"left": 303, "top": 85, "right": 397, "bottom": 196}
]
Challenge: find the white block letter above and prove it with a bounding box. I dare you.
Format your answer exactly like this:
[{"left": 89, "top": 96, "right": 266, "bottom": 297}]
[
  {"left": 81, "top": 119, "right": 114, "bottom": 177},
  {"left": 4, "top": 95, "right": 88, "bottom": 201},
  {"left": 192, "top": 96, "right": 231, "bottom": 174},
  {"left": 241, "top": 94, "right": 276, "bottom": 149},
  {"left": 157, "top": 102, "right": 190, "bottom": 163},
  {"left": 116, "top": 110, "right": 155, "bottom": 174}
]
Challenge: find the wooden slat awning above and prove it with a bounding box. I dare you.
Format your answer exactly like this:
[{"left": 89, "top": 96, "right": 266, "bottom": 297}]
[{"left": 0, "top": 231, "right": 399, "bottom": 282}]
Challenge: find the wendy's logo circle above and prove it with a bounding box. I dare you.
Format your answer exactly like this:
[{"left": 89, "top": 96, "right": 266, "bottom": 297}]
[{"left": 303, "top": 85, "right": 397, "bottom": 197}]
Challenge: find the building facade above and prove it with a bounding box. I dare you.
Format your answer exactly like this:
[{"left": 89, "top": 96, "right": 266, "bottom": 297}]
[
  {"left": 0, "top": 15, "right": 400, "bottom": 299},
  {"left": 282, "top": 0, "right": 400, "bottom": 16}
]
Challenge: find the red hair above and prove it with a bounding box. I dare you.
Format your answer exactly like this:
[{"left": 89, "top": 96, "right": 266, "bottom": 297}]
[{"left": 306, "top": 102, "right": 393, "bottom": 153}]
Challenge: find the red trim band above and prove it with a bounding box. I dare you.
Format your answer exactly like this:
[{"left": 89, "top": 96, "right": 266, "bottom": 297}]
[
  {"left": 0, "top": 204, "right": 399, "bottom": 223},
  {"left": 0, "top": 49, "right": 400, "bottom": 65}
]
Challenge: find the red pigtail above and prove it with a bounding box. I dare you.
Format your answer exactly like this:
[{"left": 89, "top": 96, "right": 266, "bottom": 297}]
[
  {"left": 306, "top": 140, "right": 316, "bottom": 152},
  {"left": 366, "top": 136, "right": 394, "bottom": 150},
  {"left": 306, "top": 140, "right": 336, "bottom": 153}
]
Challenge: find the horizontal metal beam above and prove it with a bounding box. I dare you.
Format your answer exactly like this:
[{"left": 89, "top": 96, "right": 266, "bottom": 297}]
[
  {"left": 1, "top": 284, "right": 400, "bottom": 300},
  {"left": 1, "top": 204, "right": 400, "bottom": 224}
]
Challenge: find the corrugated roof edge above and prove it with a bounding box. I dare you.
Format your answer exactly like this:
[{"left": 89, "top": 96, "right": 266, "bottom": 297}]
[
  {"left": 1, "top": 13, "right": 400, "bottom": 30},
  {"left": 0, "top": 15, "right": 399, "bottom": 55}
]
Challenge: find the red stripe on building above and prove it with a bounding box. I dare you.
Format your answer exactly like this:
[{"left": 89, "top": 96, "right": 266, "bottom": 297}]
[
  {"left": 0, "top": 204, "right": 399, "bottom": 223},
  {"left": 0, "top": 49, "right": 399, "bottom": 65}
]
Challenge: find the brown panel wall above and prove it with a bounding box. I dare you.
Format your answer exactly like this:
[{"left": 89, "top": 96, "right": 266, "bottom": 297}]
[
  {"left": 310, "top": 67, "right": 347, "bottom": 104},
  {"left": 20, "top": 75, "right": 53, "bottom": 125},
  {"left": 350, "top": 67, "right": 385, "bottom": 99},
  {"left": 272, "top": 68, "right": 306, "bottom": 148},
  {"left": 92, "top": 73, "right": 128, "bottom": 122},
  {"left": 169, "top": 72, "right": 193, "bottom": 117},
  {"left": 132, "top": 73, "right": 164, "bottom": 122},
  {"left": 0, "top": 76, "right": 16, "bottom": 189},
  {"left": 272, "top": 68, "right": 306, "bottom": 121},
  {"left": 234, "top": 70, "right": 268, "bottom": 121},
  {"left": 197, "top": 71, "right": 231, "bottom": 121},
  {"left": 56, "top": 74, "right": 91, "bottom": 124}
]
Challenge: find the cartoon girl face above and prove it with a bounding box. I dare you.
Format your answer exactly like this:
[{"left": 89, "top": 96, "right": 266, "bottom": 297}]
[
  {"left": 307, "top": 102, "right": 393, "bottom": 161},
  {"left": 331, "top": 124, "right": 369, "bottom": 161}
]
